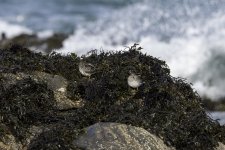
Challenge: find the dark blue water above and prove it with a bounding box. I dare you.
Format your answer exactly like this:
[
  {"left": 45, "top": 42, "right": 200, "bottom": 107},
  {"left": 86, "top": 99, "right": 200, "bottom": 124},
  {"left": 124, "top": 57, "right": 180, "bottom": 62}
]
[
  {"left": 0, "top": 0, "right": 135, "bottom": 33},
  {"left": 1, "top": 0, "right": 225, "bottom": 100},
  {"left": 0, "top": 0, "right": 223, "bottom": 34}
]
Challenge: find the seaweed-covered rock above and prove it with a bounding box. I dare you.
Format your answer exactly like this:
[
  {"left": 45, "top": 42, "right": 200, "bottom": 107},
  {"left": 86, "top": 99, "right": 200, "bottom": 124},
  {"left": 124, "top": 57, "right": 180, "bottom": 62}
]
[
  {"left": 1, "top": 71, "right": 83, "bottom": 110},
  {"left": 0, "top": 77, "right": 55, "bottom": 141},
  {"left": 27, "top": 123, "right": 83, "bottom": 150},
  {"left": 74, "top": 122, "right": 175, "bottom": 150},
  {"left": 0, "top": 44, "right": 225, "bottom": 149}
]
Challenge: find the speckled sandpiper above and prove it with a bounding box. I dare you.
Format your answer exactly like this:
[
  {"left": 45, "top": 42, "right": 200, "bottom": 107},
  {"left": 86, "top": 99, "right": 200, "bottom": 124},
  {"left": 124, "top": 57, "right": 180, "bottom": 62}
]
[
  {"left": 79, "top": 61, "right": 95, "bottom": 78},
  {"left": 127, "top": 73, "right": 142, "bottom": 89}
]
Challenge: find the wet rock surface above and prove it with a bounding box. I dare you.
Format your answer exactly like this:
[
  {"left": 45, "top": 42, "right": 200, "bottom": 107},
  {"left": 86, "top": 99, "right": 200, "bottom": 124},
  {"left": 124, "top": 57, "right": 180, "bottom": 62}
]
[{"left": 203, "top": 97, "right": 225, "bottom": 111}]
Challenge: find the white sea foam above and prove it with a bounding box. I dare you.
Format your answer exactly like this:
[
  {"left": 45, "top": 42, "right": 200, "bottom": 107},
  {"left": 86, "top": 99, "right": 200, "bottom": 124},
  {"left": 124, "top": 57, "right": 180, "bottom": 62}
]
[
  {"left": 0, "top": 19, "right": 32, "bottom": 39},
  {"left": 16, "top": 15, "right": 25, "bottom": 23},
  {"left": 37, "top": 30, "right": 54, "bottom": 39},
  {"left": 208, "top": 112, "right": 225, "bottom": 125}
]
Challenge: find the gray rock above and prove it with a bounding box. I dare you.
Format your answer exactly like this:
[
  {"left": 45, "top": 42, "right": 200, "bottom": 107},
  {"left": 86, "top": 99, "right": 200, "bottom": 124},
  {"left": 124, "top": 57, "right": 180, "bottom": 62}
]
[
  {"left": 0, "top": 134, "right": 22, "bottom": 150},
  {"left": 216, "top": 142, "right": 225, "bottom": 150},
  {"left": 0, "top": 124, "right": 23, "bottom": 150},
  {"left": 74, "top": 122, "right": 175, "bottom": 150}
]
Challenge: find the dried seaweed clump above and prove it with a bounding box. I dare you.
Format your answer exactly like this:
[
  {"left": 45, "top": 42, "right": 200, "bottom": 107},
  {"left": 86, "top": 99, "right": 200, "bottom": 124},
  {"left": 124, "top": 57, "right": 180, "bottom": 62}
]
[
  {"left": 0, "top": 44, "right": 80, "bottom": 80},
  {"left": 0, "top": 77, "right": 55, "bottom": 141},
  {"left": 27, "top": 123, "right": 84, "bottom": 150},
  {"left": 0, "top": 44, "right": 225, "bottom": 149}
]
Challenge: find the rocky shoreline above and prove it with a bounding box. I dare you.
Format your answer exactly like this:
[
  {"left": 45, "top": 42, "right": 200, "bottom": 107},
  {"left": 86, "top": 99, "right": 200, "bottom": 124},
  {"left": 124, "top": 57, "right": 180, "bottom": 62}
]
[
  {"left": 0, "top": 33, "right": 68, "bottom": 54},
  {"left": 0, "top": 44, "right": 225, "bottom": 149}
]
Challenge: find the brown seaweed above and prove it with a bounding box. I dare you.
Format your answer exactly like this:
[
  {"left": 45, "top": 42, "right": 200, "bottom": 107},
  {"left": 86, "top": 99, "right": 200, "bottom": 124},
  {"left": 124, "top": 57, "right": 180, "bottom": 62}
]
[{"left": 0, "top": 44, "right": 224, "bottom": 149}]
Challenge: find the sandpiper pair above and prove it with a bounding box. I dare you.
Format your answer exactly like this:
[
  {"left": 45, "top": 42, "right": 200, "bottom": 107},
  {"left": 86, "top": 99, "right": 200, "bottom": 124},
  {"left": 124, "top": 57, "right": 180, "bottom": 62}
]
[{"left": 79, "top": 61, "right": 142, "bottom": 89}]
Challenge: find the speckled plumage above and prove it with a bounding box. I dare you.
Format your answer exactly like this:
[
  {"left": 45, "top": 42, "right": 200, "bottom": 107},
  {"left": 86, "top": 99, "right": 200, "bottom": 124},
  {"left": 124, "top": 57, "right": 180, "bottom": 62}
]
[
  {"left": 79, "top": 61, "right": 95, "bottom": 77},
  {"left": 127, "top": 73, "right": 142, "bottom": 88}
]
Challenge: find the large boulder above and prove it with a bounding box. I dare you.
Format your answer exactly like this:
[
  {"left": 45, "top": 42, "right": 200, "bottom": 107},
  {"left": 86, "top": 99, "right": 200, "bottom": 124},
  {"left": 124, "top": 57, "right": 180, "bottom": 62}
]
[{"left": 75, "top": 122, "right": 175, "bottom": 150}]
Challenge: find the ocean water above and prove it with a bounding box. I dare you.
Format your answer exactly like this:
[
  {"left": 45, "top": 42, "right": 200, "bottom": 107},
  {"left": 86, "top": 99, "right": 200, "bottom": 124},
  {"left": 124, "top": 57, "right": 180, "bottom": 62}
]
[
  {"left": 1, "top": 0, "right": 225, "bottom": 101},
  {"left": 208, "top": 112, "right": 225, "bottom": 125}
]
